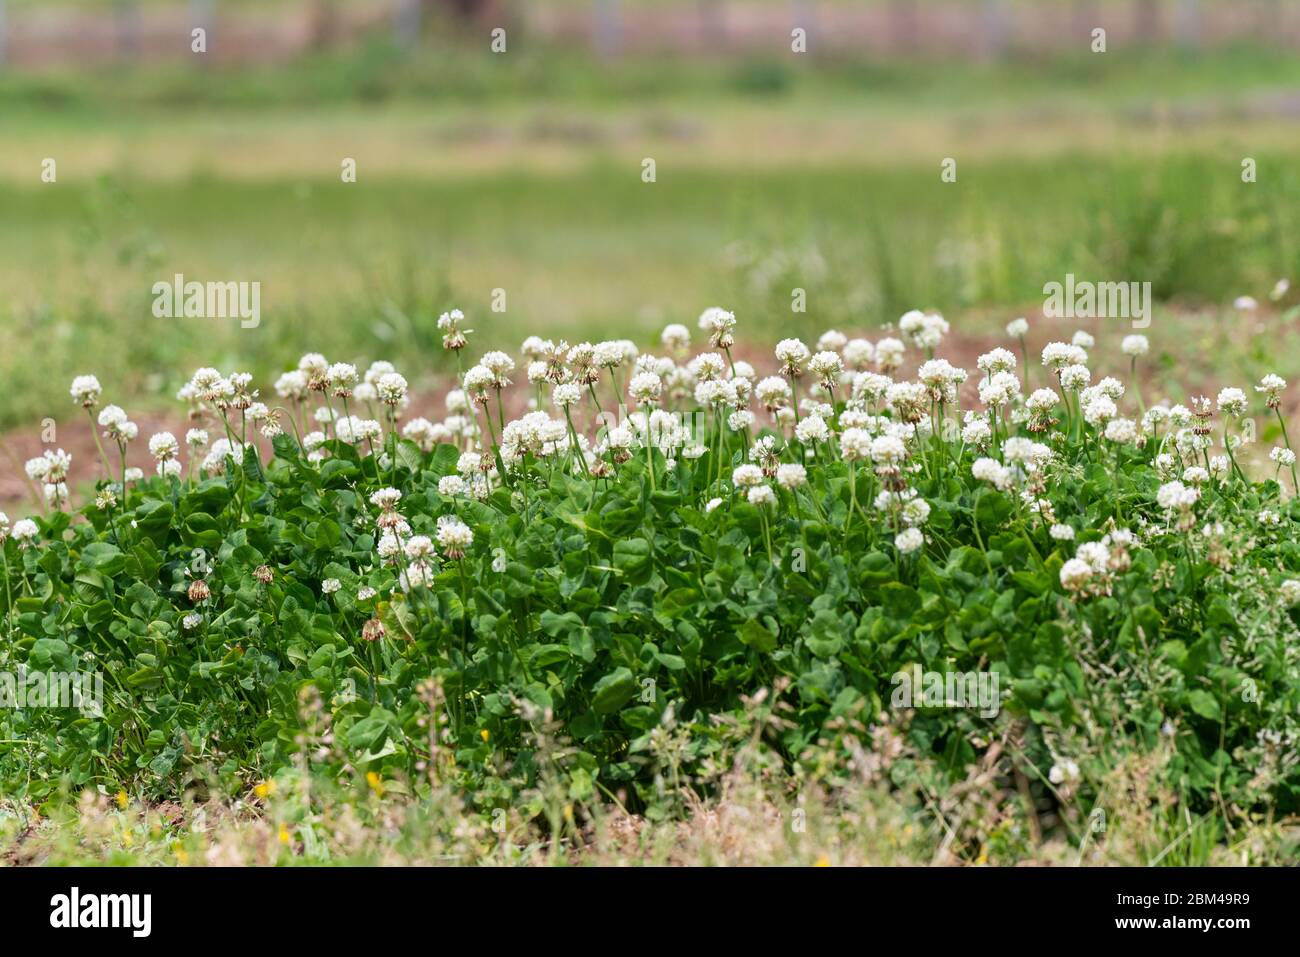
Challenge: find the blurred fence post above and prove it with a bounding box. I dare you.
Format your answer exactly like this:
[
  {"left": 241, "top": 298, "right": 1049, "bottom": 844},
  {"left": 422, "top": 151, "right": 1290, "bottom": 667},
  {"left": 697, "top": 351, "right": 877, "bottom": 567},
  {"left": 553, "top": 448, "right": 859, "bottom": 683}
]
[
  {"left": 1174, "top": 0, "right": 1201, "bottom": 48},
  {"left": 115, "top": 0, "right": 140, "bottom": 59},
  {"left": 394, "top": 0, "right": 421, "bottom": 48},
  {"left": 982, "top": 0, "right": 1009, "bottom": 58}
]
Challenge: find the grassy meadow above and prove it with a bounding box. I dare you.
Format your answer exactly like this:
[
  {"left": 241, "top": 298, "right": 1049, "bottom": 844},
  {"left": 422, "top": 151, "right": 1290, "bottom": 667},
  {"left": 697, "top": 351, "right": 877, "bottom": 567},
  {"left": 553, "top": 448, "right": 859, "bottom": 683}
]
[{"left": 3, "top": 42, "right": 1300, "bottom": 434}]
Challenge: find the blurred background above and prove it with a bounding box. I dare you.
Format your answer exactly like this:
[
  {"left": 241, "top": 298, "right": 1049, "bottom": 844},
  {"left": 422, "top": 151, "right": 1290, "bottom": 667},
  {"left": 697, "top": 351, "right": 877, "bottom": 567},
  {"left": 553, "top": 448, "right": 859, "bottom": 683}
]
[{"left": 2, "top": 0, "right": 1300, "bottom": 444}]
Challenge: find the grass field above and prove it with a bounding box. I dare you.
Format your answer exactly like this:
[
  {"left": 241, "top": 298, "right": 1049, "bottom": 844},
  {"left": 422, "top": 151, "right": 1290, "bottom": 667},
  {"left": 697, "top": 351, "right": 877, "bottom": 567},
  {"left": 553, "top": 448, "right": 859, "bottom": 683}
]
[{"left": 2, "top": 43, "right": 1300, "bottom": 425}]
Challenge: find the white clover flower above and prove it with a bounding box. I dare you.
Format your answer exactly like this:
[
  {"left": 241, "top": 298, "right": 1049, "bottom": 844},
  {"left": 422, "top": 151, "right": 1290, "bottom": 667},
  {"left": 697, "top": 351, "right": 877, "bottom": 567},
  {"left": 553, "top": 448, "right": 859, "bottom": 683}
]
[
  {"left": 1048, "top": 760, "right": 1081, "bottom": 784},
  {"left": 774, "top": 338, "right": 810, "bottom": 374},
  {"left": 182, "top": 612, "right": 203, "bottom": 630},
  {"left": 156, "top": 460, "right": 182, "bottom": 479},
  {"left": 732, "top": 464, "right": 764, "bottom": 488},
  {"left": 328, "top": 362, "right": 359, "bottom": 395},
  {"left": 901, "top": 497, "right": 931, "bottom": 527},
  {"left": 690, "top": 352, "right": 727, "bottom": 382},
  {"left": 746, "top": 485, "right": 776, "bottom": 507},
  {"left": 436, "top": 515, "right": 474, "bottom": 555},
  {"left": 1157, "top": 480, "right": 1199, "bottom": 511},
  {"left": 1049, "top": 523, "right": 1075, "bottom": 541},
  {"left": 961, "top": 418, "right": 992, "bottom": 446},
  {"left": 661, "top": 323, "right": 691, "bottom": 352},
  {"left": 869, "top": 434, "right": 907, "bottom": 465},
  {"left": 870, "top": 338, "right": 903, "bottom": 372},
  {"left": 828, "top": 427, "right": 865, "bottom": 462},
  {"left": 978, "top": 370, "right": 1021, "bottom": 407},
  {"left": 1259, "top": 509, "right": 1281, "bottom": 527},
  {"left": 1059, "top": 558, "right": 1092, "bottom": 593},
  {"left": 275, "top": 369, "right": 309, "bottom": 400},
  {"left": 894, "top": 527, "right": 925, "bottom": 555},
  {"left": 1025, "top": 389, "right": 1059, "bottom": 414},
  {"left": 370, "top": 487, "right": 402, "bottom": 511},
  {"left": 813, "top": 329, "right": 846, "bottom": 352},
  {"left": 842, "top": 338, "right": 874, "bottom": 369},
  {"left": 12, "top": 518, "right": 39, "bottom": 545},
  {"left": 704, "top": 497, "right": 724, "bottom": 513},
  {"left": 1059, "top": 364, "right": 1091, "bottom": 392},
  {"left": 376, "top": 372, "right": 408, "bottom": 405},
  {"left": 1071, "top": 330, "right": 1095, "bottom": 350},
  {"left": 1270, "top": 446, "right": 1296, "bottom": 467},
  {"left": 322, "top": 578, "right": 342, "bottom": 594},
  {"left": 1234, "top": 295, "right": 1258, "bottom": 312},
  {"left": 298, "top": 353, "right": 328, "bottom": 376},
  {"left": 775, "top": 463, "right": 807, "bottom": 489},
  {"left": 552, "top": 383, "right": 582, "bottom": 409},
  {"left": 1121, "top": 334, "right": 1149, "bottom": 357},
  {"left": 399, "top": 561, "right": 434, "bottom": 591},
  {"left": 201, "top": 439, "right": 244, "bottom": 474},
  {"left": 1006, "top": 317, "right": 1029, "bottom": 338},
  {"left": 1041, "top": 342, "right": 1086, "bottom": 370},
  {"left": 628, "top": 372, "right": 662, "bottom": 404},
  {"left": 795, "top": 413, "right": 830, "bottom": 444},
  {"left": 1075, "top": 541, "right": 1110, "bottom": 573},
  {"left": 727, "top": 410, "right": 755, "bottom": 432},
  {"left": 1208, "top": 455, "right": 1229, "bottom": 478},
  {"left": 404, "top": 535, "right": 436, "bottom": 561},
  {"left": 977, "top": 348, "right": 1018, "bottom": 376},
  {"left": 1216, "top": 387, "right": 1249, "bottom": 418},
  {"left": 1256, "top": 374, "right": 1287, "bottom": 407},
  {"left": 1082, "top": 395, "right": 1116, "bottom": 426},
  {"left": 148, "top": 431, "right": 179, "bottom": 462},
  {"left": 808, "top": 350, "right": 844, "bottom": 382},
  {"left": 1281, "top": 580, "right": 1300, "bottom": 607},
  {"left": 972, "top": 457, "right": 1012, "bottom": 490},
  {"left": 1103, "top": 418, "right": 1136, "bottom": 443},
  {"left": 70, "top": 374, "right": 103, "bottom": 408},
  {"left": 438, "top": 475, "right": 466, "bottom": 497}
]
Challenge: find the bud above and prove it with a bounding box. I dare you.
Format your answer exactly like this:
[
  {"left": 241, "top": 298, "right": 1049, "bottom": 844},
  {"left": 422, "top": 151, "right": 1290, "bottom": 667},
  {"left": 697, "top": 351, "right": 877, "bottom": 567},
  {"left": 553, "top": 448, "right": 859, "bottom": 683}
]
[
  {"left": 188, "top": 579, "right": 211, "bottom": 603},
  {"left": 253, "top": 565, "right": 273, "bottom": 584}
]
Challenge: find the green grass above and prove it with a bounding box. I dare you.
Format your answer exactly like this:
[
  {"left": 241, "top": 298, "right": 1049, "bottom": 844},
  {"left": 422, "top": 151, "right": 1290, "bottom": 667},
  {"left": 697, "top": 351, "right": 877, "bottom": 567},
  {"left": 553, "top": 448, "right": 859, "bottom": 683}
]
[{"left": 3, "top": 40, "right": 1300, "bottom": 426}]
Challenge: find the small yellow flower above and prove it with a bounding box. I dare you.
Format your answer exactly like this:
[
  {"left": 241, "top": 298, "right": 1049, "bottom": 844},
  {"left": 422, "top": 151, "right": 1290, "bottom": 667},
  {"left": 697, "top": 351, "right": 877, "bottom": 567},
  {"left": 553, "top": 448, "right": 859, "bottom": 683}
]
[
  {"left": 173, "top": 843, "right": 190, "bottom": 865},
  {"left": 278, "top": 824, "right": 292, "bottom": 845},
  {"left": 814, "top": 855, "right": 831, "bottom": 867},
  {"left": 480, "top": 729, "right": 490, "bottom": 743},
  {"left": 115, "top": 789, "right": 128, "bottom": 809},
  {"left": 563, "top": 804, "right": 574, "bottom": 821},
  {"left": 254, "top": 780, "right": 275, "bottom": 799},
  {"left": 366, "top": 771, "right": 385, "bottom": 797}
]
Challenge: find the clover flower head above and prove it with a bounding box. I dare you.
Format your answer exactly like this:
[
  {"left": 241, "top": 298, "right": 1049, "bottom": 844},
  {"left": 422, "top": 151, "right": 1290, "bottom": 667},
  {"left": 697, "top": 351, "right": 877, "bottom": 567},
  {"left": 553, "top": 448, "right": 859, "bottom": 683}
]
[
  {"left": 894, "top": 527, "right": 925, "bottom": 555},
  {"left": 70, "top": 375, "right": 103, "bottom": 408}
]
